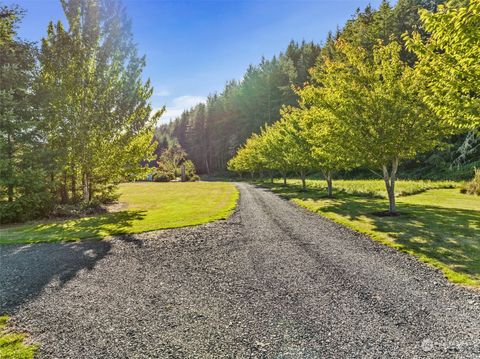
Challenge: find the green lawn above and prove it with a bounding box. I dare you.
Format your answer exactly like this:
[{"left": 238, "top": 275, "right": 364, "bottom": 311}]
[
  {"left": 271, "top": 178, "right": 458, "bottom": 197},
  {"left": 0, "top": 315, "right": 37, "bottom": 359},
  {"left": 0, "top": 182, "right": 238, "bottom": 245},
  {"left": 259, "top": 180, "right": 480, "bottom": 286}
]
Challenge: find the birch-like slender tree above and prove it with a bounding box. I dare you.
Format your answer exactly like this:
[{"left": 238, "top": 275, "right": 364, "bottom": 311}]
[{"left": 37, "top": 0, "right": 162, "bottom": 203}]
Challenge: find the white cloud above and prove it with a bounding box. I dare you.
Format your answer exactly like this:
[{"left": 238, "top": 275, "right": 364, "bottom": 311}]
[{"left": 156, "top": 95, "right": 207, "bottom": 125}]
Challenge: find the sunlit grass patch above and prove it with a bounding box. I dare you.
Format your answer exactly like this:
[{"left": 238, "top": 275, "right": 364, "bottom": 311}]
[
  {"left": 0, "top": 182, "right": 238, "bottom": 245},
  {"left": 266, "top": 178, "right": 458, "bottom": 197},
  {"left": 0, "top": 315, "right": 37, "bottom": 359}
]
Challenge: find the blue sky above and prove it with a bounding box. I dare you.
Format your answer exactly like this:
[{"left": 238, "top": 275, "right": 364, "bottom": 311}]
[{"left": 9, "top": 0, "right": 384, "bottom": 123}]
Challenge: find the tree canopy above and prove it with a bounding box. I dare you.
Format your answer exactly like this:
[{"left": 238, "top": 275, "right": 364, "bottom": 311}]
[
  {"left": 407, "top": 0, "right": 480, "bottom": 129},
  {"left": 227, "top": 0, "right": 471, "bottom": 214},
  {"left": 0, "top": 0, "right": 161, "bottom": 223}
]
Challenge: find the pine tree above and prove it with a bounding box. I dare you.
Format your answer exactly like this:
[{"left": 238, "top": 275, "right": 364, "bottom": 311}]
[{"left": 0, "top": 5, "right": 52, "bottom": 223}]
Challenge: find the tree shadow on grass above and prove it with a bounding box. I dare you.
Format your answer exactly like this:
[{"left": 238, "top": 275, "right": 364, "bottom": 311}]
[
  {"left": 1, "top": 210, "right": 147, "bottom": 245},
  {"left": 264, "top": 183, "right": 480, "bottom": 284},
  {"left": 0, "top": 211, "right": 147, "bottom": 313}
]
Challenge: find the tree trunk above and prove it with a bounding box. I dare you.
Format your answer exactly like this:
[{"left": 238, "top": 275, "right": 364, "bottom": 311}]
[
  {"left": 60, "top": 171, "right": 68, "bottom": 204},
  {"left": 88, "top": 175, "right": 93, "bottom": 202},
  {"left": 82, "top": 172, "right": 90, "bottom": 203},
  {"left": 205, "top": 158, "right": 210, "bottom": 174},
  {"left": 300, "top": 170, "right": 306, "bottom": 191},
  {"left": 326, "top": 171, "right": 333, "bottom": 198},
  {"left": 50, "top": 173, "right": 56, "bottom": 196},
  {"left": 322, "top": 170, "right": 333, "bottom": 197},
  {"left": 6, "top": 134, "right": 13, "bottom": 202},
  {"left": 282, "top": 171, "right": 287, "bottom": 186},
  {"left": 382, "top": 157, "right": 399, "bottom": 214},
  {"left": 181, "top": 164, "right": 186, "bottom": 182},
  {"left": 70, "top": 165, "right": 77, "bottom": 202},
  {"left": 270, "top": 171, "right": 274, "bottom": 184}
]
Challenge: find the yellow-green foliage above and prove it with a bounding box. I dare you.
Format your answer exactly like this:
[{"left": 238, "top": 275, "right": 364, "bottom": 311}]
[
  {"left": 268, "top": 178, "right": 458, "bottom": 198},
  {"left": 0, "top": 182, "right": 238, "bottom": 245},
  {"left": 228, "top": 133, "right": 268, "bottom": 173},
  {"left": 461, "top": 169, "right": 480, "bottom": 195},
  {"left": 407, "top": 0, "right": 480, "bottom": 129},
  {"left": 261, "top": 180, "right": 479, "bottom": 286},
  {"left": 0, "top": 316, "right": 37, "bottom": 359}
]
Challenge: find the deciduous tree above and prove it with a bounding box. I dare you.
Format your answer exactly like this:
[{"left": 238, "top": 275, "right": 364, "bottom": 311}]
[
  {"left": 37, "top": 0, "right": 162, "bottom": 203},
  {"left": 406, "top": 0, "right": 480, "bottom": 130},
  {"left": 311, "top": 40, "right": 444, "bottom": 213}
]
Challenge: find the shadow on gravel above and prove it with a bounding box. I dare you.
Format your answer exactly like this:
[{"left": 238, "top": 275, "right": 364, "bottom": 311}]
[
  {"left": 0, "top": 240, "right": 111, "bottom": 313},
  {"left": 257, "top": 182, "right": 480, "bottom": 285}
]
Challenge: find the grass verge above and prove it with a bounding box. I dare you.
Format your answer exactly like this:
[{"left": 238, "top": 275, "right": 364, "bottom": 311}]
[
  {"left": 259, "top": 180, "right": 479, "bottom": 287},
  {"left": 0, "top": 182, "right": 238, "bottom": 245},
  {"left": 0, "top": 315, "right": 37, "bottom": 358}
]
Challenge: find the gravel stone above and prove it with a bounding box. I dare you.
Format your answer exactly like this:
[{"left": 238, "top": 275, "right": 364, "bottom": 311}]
[{"left": 1, "top": 183, "right": 479, "bottom": 358}]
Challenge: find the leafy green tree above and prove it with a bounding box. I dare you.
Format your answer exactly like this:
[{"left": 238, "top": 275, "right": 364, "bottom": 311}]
[
  {"left": 259, "top": 122, "right": 293, "bottom": 185},
  {"left": 311, "top": 39, "right": 444, "bottom": 213},
  {"left": 289, "top": 103, "right": 354, "bottom": 197},
  {"left": 406, "top": 0, "right": 479, "bottom": 129},
  {"left": 275, "top": 107, "right": 315, "bottom": 190},
  {"left": 227, "top": 133, "right": 267, "bottom": 178},
  {"left": 154, "top": 143, "right": 198, "bottom": 181},
  {"left": 37, "top": 0, "right": 161, "bottom": 203}
]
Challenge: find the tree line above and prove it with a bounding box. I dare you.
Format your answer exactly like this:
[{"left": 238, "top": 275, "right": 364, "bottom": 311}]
[
  {"left": 228, "top": 0, "right": 479, "bottom": 214},
  {"left": 0, "top": 0, "right": 160, "bottom": 223},
  {"left": 156, "top": 40, "right": 322, "bottom": 173},
  {"left": 158, "top": 0, "right": 479, "bottom": 177}
]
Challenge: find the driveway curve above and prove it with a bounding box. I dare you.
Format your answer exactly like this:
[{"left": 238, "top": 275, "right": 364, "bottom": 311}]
[{"left": 1, "top": 182, "right": 479, "bottom": 358}]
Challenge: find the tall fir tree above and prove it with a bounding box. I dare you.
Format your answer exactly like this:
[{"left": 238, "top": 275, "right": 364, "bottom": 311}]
[{"left": 0, "top": 5, "right": 52, "bottom": 223}]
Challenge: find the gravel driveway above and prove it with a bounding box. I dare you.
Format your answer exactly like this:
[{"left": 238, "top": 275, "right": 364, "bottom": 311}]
[{"left": 1, "top": 183, "right": 479, "bottom": 358}]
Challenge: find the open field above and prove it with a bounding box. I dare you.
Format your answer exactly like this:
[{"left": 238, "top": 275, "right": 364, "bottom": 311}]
[
  {"left": 258, "top": 180, "right": 479, "bottom": 286},
  {"left": 0, "top": 182, "right": 238, "bottom": 245}
]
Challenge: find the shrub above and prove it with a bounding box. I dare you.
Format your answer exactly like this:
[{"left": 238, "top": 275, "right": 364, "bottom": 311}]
[
  {"left": 0, "top": 169, "right": 54, "bottom": 224},
  {"left": 460, "top": 169, "right": 480, "bottom": 195},
  {"left": 93, "top": 183, "right": 120, "bottom": 204},
  {"left": 183, "top": 160, "right": 199, "bottom": 181},
  {"left": 0, "top": 201, "right": 23, "bottom": 224},
  {"left": 153, "top": 170, "right": 174, "bottom": 182}
]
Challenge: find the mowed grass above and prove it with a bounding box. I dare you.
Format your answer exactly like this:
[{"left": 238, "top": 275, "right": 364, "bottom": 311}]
[
  {"left": 0, "top": 315, "right": 37, "bottom": 359},
  {"left": 260, "top": 180, "right": 480, "bottom": 286},
  {"left": 0, "top": 182, "right": 238, "bottom": 245},
  {"left": 270, "top": 178, "right": 458, "bottom": 197}
]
